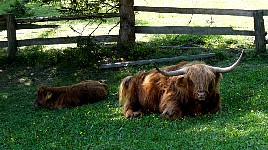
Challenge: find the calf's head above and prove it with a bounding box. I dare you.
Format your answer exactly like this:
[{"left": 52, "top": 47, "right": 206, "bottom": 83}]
[{"left": 35, "top": 86, "right": 53, "bottom": 107}]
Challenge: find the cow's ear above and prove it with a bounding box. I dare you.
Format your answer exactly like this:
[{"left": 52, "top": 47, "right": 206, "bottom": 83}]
[
  {"left": 45, "top": 92, "right": 53, "bottom": 100},
  {"left": 38, "top": 86, "right": 44, "bottom": 92},
  {"left": 38, "top": 86, "right": 47, "bottom": 93}
]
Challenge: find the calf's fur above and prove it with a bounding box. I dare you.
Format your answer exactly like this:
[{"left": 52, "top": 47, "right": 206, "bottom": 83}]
[{"left": 35, "top": 80, "right": 108, "bottom": 108}]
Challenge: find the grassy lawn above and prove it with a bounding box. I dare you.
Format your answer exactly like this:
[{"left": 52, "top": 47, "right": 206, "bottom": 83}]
[
  {"left": 1, "top": 0, "right": 268, "bottom": 149},
  {"left": 1, "top": 49, "right": 268, "bottom": 149}
]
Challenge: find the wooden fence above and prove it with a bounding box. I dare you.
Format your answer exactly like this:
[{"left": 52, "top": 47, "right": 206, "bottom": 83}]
[
  {"left": 120, "top": 0, "right": 268, "bottom": 53},
  {"left": 0, "top": 13, "right": 120, "bottom": 59},
  {"left": 0, "top": 0, "right": 268, "bottom": 59}
]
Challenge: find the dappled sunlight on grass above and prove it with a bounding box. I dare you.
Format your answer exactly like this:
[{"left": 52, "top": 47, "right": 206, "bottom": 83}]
[
  {"left": 0, "top": 92, "right": 9, "bottom": 99},
  {"left": 107, "top": 107, "right": 125, "bottom": 121}
]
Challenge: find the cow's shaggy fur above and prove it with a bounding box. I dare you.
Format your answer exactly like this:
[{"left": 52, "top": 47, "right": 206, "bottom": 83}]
[
  {"left": 119, "top": 61, "right": 222, "bottom": 119},
  {"left": 36, "top": 80, "right": 108, "bottom": 108}
]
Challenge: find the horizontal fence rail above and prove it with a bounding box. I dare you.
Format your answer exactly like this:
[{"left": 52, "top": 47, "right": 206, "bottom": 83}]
[
  {"left": 0, "top": 13, "right": 120, "bottom": 30},
  {"left": 16, "top": 13, "right": 120, "bottom": 24},
  {"left": 134, "top": 6, "right": 268, "bottom": 17},
  {"left": 0, "top": 35, "right": 118, "bottom": 48},
  {"left": 100, "top": 53, "right": 216, "bottom": 68},
  {"left": 135, "top": 26, "right": 255, "bottom": 36}
]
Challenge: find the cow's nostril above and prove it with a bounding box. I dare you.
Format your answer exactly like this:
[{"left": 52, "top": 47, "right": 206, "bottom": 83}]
[{"left": 197, "top": 92, "right": 206, "bottom": 100}]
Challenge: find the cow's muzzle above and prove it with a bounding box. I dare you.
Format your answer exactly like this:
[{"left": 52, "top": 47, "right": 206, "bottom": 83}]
[{"left": 197, "top": 92, "right": 206, "bottom": 101}]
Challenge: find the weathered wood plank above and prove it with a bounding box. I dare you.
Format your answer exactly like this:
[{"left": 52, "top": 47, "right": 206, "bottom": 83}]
[
  {"left": 263, "top": 10, "right": 268, "bottom": 16},
  {"left": 99, "top": 53, "right": 215, "bottom": 69},
  {"left": 135, "top": 26, "right": 255, "bottom": 36},
  {"left": 0, "top": 35, "right": 118, "bottom": 48},
  {"left": 254, "top": 11, "right": 266, "bottom": 53},
  {"left": 0, "top": 15, "right": 5, "bottom": 21},
  {"left": 16, "top": 13, "right": 120, "bottom": 24},
  {"left": 0, "top": 25, "right": 6, "bottom": 30},
  {"left": 5, "top": 14, "right": 17, "bottom": 59},
  {"left": 17, "top": 24, "right": 59, "bottom": 29},
  {"left": 0, "top": 19, "right": 6, "bottom": 30},
  {"left": 17, "top": 35, "right": 118, "bottom": 47},
  {"left": 135, "top": 6, "right": 268, "bottom": 17},
  {"left": 0, "top": 20, "right": 6, "bottom": 26},
  {"left": 0, "top": 41, "right": 8, "bottom": 47},
  {"left": 158, "top": 46, "right": 211, "bottom": 50},
  {"left": 118, "top": 0, "right": 135, "bottom": 46}
]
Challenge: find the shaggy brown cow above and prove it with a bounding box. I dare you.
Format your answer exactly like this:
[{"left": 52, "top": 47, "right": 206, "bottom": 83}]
[
  {"left": 119, "top": 51, "right": 244, "bottom": 119},
  {"left": 36, "top": 80, "right": 108, "bottom": 108}
]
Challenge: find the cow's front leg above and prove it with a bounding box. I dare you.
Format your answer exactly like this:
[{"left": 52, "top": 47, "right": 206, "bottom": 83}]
[
  {"left": 124, "top": 98, "right": 143, "bottom": 118},
  {"left": 160, "top": 103, "right": 182, "bottom": 120},
  {"left": 160, "top": 97, "right": 182, "bottom": 120},
  {"left": 123, "top": 88, "right": 144, "bottom": 118}
]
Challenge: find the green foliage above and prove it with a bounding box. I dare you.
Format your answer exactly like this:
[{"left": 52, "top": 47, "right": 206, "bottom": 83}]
[
  {"left": 150, "top": 34, "right": 212, "bottom": 47},
  {"left": 0, "top": 45, "right": 111, "bottom": 69},
  {"left": 0, "top": 1, "right": 59, "bottom": 16},
  {"left": 32, "top": 0, "right": 119, "bottom": 15},
  {"left": 62, "top": 39, "right": 111, "bottom": 68},
  {"left": 5, "top": 0, "right": 34, "bottom": 18},
  {"left": 10, "top": 46, "right": 61, "bottom": 69},
  {"left": 117, "top": 44, "right": 157, "bottom": 61},
  {"left": 26, "top": 2, "right": 61, "bottom": 17},
  {"left": 149, "top": 34, "right": 254, "bottom": 49}
]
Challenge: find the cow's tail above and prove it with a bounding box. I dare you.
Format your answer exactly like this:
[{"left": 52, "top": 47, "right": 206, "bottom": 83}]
[{"left": 119, "top": 76, "right": 133, "bottom": 106}]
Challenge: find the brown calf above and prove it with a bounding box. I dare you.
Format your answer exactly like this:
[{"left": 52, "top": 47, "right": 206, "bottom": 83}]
[{"left": 36, "top": 80, "right": 108, "bottom": 108}]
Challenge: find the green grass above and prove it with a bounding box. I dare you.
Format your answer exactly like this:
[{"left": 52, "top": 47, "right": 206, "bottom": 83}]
[{"left": 1, "top": 47, "right": 268, "bottom": 149}]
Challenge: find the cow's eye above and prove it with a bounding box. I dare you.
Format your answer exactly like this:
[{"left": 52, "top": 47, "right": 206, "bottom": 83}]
[{"left": 189, "top": 79, "right": 194, "bottom": 85}]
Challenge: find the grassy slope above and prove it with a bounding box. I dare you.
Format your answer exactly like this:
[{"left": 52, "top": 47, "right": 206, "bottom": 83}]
[
  {"left": 1, "top": 51, "right": 268, "bottom": 149},
  {"left": 1, "top": 0, "right": 268, "bottom": 149}
]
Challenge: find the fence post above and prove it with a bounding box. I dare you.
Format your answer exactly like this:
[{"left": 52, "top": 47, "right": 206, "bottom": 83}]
[
  {"left": 5, "top": 13, "right": 17, "bottom": 59},
  {"left": 253, "top": 11, "right": 266, "bottom": 53},
  {"left": 118, "top": 0, "right": 135, "bottom": 48}
]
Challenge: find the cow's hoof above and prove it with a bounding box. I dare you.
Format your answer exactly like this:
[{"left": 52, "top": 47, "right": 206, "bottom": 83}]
[
  {"left": 161, "top": 111, "right": 182, "bottom": 120},
  {"left": 125, "top": 110, "right": 143, "bottom": 118}
]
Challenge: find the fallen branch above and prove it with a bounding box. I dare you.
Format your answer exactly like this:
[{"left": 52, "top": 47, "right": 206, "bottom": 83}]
[{"left": 99, "top": 53, "right": 216, "bottom": 69}]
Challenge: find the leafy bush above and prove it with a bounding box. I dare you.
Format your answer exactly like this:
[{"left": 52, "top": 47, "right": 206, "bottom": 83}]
[
  {"left": 12, "top": 46, "right": 61, "bottom": 68},
  {"left": 117, "top": 44, "right": 156, "bottom": 61},
  {"left": 32, "top": 0, "right": 119, "bottom": 15},
  {"left": 72, "top": 38, "right": 112, "bottom": 68},
  {"left": 5, "top": 0, "right": 34, "bottom": 18}
]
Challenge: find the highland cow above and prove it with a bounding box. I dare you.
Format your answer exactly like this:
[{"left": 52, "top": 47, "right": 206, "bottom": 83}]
[
  {"left": 36, "top": 80, "right": 108, "bottom": 108},
  {"left": 119, "top": 51, "right": 244, "bottom": 119}
]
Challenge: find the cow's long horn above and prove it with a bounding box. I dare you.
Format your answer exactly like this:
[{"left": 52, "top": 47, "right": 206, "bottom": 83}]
[
  {"left": 154, "top": 63, "right": 188, "bottom": 76},
  {"left": 211, "top": 50, "right": 244, "bottom": 73}
]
